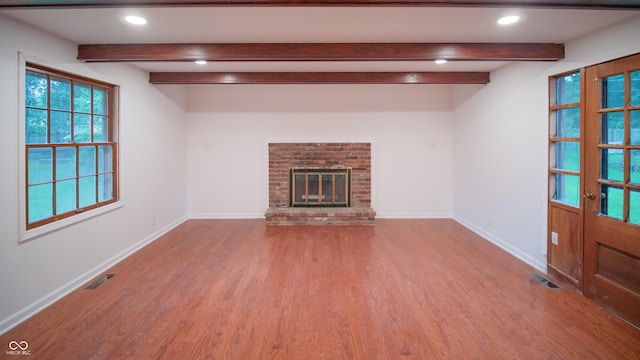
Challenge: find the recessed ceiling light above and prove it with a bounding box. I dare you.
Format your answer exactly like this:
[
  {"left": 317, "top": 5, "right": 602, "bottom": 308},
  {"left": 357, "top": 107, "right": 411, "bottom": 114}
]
[
  {"left": 435, "top": 59, "right": 448, "bottom": 64},
  {"left": 497, "top": 15, "right": 520, "bottom": 25},
  {"left": 125, "top": 15, "right": 147, "bottom": 25},
  {"left": 195, "top": 60, "right": 207, "bottom": 65}
]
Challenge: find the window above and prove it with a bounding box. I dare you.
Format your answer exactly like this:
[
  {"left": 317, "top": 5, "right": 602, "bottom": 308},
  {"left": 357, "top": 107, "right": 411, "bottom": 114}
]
[
  {"left": 549, "top": 71, "right": 582, "bottom": 207},
  {"left": 596, "top": 69, "right": 640, "bottom": 223},
  {"left": 25, "top": 63, "right": 118, "bottom": 230}
]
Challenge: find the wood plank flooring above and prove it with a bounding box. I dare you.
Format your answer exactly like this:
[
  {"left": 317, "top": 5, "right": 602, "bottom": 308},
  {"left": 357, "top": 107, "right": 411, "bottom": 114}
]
[{"left": 2, "top": 219, "right": 639, "bottom": 359}]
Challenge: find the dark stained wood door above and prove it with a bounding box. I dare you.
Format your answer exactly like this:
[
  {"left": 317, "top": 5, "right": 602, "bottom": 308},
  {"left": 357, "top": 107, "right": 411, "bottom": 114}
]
[{"left": 584, "top": 53, "right": 640, "bottom": 327}]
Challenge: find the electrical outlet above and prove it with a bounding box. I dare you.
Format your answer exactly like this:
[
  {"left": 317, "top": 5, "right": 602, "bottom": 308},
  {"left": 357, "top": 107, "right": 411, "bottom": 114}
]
[
  {"left": 152, "top": 215, "right": 157, "bottom": 226},
  {"left": 551, "top": 231, "right": 559, "bottom": 245}
]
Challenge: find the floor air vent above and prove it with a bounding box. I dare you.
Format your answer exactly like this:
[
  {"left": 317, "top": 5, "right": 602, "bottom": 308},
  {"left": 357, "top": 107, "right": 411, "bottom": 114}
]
[
  {"left": 85, "top": 274, "right": 114, "bottom": 290},
  {"left": 529, "top": 273, "right": 562, "bottom": 290}
]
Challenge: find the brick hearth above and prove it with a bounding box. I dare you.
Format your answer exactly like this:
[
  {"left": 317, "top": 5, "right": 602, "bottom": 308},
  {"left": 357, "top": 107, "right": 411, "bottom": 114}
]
[
  {"left": 264, "top": 207, "right": 376, "bottom": 226},
  {"left": 266, "top": 142, "right": 375, "bottom": 225}
]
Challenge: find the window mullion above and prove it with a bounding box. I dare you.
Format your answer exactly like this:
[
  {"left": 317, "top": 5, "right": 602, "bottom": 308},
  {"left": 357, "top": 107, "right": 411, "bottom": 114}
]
[
  {"left": 90, "top": 84, "right": 94, "bottom": 143},
  {"left": 46, "top": 73, "right": 51, "bottom": 145},
  {"left": 47, "top": 74, "right": 58, "bottom": 218},
  {"left": 52, "top": 146, "right": 57, "bottom": 217},
  {"left": 94, "top": 144, "right": 99, "bottom": 205},
  {"left": 76, "top": 144, "right": 81, "bottom": 211}
]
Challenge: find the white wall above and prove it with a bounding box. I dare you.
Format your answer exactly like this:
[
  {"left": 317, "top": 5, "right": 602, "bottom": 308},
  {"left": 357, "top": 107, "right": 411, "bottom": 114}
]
[
  {"left": 0, "top": 15, "right": 189, "bottom": 333},
  {"left": 452, "top": 15, "right": 640, "bottom": 272},
  {"left": 186, "top": 85, "right": 454, "bottom": 218}
]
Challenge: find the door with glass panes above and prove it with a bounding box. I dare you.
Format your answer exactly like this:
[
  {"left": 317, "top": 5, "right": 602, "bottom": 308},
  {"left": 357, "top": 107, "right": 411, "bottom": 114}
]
[{"left": 584, "top": 53, "right": 640, "bottom": 326}]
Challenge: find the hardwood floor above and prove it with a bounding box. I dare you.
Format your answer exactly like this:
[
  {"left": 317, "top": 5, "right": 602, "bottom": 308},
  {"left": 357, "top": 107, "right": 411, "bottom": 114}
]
[{"left": 2, "top": 219, "right": 639, "bottom": 359}]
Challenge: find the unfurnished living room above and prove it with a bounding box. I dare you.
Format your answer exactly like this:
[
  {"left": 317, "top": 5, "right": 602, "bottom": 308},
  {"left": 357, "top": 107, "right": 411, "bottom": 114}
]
[{"left": 1, "top": 1, "right": 640, "bottom": 359}]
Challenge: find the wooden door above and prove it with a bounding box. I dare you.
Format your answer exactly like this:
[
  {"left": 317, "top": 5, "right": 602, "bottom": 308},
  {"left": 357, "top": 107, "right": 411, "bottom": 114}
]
[{"left": 584, "top": 53, "right": 640, "bottom": 327}]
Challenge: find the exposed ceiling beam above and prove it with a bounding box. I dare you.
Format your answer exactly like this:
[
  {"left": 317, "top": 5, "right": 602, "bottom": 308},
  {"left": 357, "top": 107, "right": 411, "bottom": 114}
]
[
  {"left": 148, "top": 71, "right": 491, "bottom": 84},
  {"left": 78, "top": 43, "right": 564, "bottom": 62},
  {"left": 2, "top": 0, "right": 640, "bottom": 10}
]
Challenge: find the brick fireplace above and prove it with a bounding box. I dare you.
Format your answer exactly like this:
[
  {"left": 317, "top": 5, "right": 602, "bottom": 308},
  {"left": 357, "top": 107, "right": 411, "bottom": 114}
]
[{"left": 265, "top": 142, "right": 376, "bottom": 225}]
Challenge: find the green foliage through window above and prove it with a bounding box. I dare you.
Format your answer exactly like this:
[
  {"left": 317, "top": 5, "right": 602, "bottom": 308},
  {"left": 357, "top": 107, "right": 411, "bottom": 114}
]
[
  {"left": 550, "top": 72, "right": 581, "bottom": 207},
  {"left": 25, "top": 65, "right": 117, "bottom": 229},
  {"left": 556, "top": 72, "right": 581, "bottom": 105}
]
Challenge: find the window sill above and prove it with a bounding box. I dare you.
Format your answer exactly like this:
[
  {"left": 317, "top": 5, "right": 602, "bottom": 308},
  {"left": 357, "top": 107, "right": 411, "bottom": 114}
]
[{"left": 20, "top": 201, "right": 124, "bottom": 243}]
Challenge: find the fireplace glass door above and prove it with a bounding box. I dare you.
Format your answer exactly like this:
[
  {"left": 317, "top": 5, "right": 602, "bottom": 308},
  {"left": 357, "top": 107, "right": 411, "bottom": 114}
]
[{"left": 290, "top": 168, "right": 351, "bottom": 207}]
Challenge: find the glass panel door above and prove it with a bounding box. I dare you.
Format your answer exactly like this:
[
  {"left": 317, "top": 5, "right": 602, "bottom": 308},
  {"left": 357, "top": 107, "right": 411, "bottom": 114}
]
[
  {"left": 550, "top": 72, "right": 582, "bottom": 207},
  {"left": 584, "top": 53, "right": 640, "bottom": 327}
]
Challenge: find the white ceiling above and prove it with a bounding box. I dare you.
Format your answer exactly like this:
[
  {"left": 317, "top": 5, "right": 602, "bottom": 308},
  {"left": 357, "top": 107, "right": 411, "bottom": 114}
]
[{"left": 2, "top": 6, "right": 638, "bottom": 73}]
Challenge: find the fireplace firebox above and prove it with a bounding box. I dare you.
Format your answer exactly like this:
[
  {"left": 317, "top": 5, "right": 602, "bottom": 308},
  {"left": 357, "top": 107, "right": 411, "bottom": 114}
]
[
  {"left": 289, "top": 167, "right": 351, "bottom": 207},
  {"left": 266, "top": 143, "right": 374, "bottom": 225}
]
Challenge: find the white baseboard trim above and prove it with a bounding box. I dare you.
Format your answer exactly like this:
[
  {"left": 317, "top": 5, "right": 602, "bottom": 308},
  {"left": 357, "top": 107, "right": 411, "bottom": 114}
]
[
  {"left": 0, "top": 215, "right": 189, "bottom": 335},
  {"left": 376, "top": 212, "right": 452, "bottom": 219},
  {"left": 452, "top": 215, "right": 547, "bottom": 274},
  {"left": 189, "top": 212, "right": 265, "bottom": 219}
]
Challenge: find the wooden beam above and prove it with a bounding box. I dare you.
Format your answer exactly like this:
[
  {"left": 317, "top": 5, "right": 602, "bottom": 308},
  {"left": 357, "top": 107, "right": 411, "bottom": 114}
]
[
  {"left": 78, "top": 43, "right": 564, "bottom": 62},
  {"left": 148, "top": 71, "right": 491, "bottom": 84},
  {"left": 2, "top": 0, "right": 640, "bottom": 10}
]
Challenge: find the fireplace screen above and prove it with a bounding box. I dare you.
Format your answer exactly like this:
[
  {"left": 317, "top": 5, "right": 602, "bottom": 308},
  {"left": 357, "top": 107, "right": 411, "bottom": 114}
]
[{"left": 290, "top": 167, "right": 351, "bottom": 207}]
